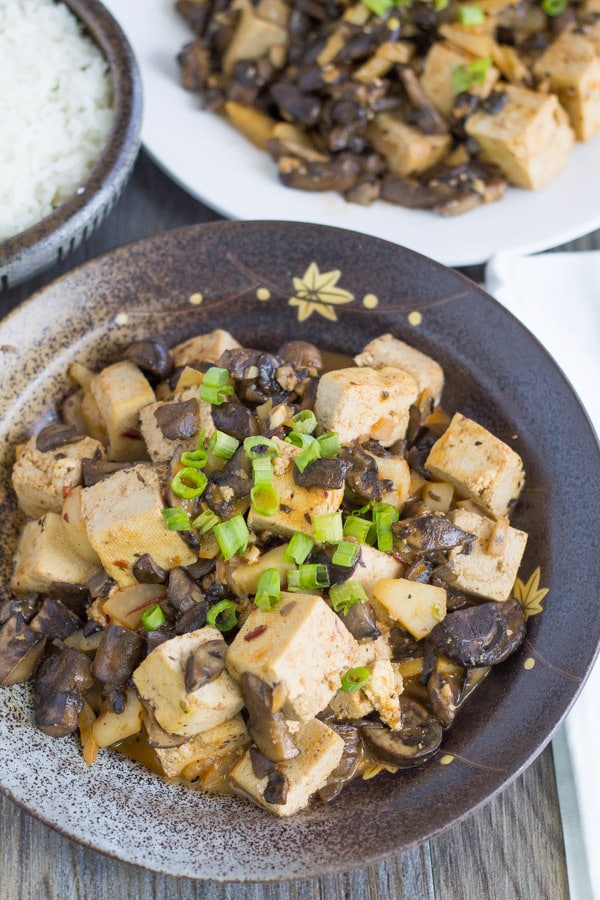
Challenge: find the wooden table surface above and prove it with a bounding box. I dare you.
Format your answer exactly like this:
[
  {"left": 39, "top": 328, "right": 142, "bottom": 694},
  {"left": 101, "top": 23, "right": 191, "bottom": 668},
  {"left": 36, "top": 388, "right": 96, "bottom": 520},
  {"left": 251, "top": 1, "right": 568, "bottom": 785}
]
[{"left": 1, "top": 150, "right": 598, "bottom": 900}]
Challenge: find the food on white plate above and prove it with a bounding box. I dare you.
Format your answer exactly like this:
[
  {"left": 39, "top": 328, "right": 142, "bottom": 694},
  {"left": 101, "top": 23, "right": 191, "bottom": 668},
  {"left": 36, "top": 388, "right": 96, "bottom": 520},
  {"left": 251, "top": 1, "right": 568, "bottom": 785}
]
[
  {"left": 173, "top": 0, "right": 600, "bottom": 215},
  {"left": 1, "top": 329, "right": 532, "bottom": 816},
  {"left": 0, "top": 0, "right": 114, "bottom": 241}
]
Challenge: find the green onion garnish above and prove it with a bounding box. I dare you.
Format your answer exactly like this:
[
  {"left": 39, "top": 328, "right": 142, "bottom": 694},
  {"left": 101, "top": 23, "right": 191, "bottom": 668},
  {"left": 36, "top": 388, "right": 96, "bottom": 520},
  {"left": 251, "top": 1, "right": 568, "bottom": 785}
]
[
  {"left": 285, "top": 431, "right": 314, "bottom": 449},
  {"left": 243, "top": 436, "right": 278, "bottom": 459},
  {"left": 207, "top": 599, "right": 238, "bottom": 632},
  {"left": 255, "top": 568, "right": 281, "bottom": 610},
  {"left": 360, "top": 0, "right": 393, "bottom": 14},
  {"left": 452, "top": 56, "right": 492, "bottom": 94},
  {"left": 284, "top": 532, "right": 314, "bottom": 565},
  {"left": 295, "top": 438, "right": 320, "bottom": 473},
  {"left": 331, "top": 540, "right": 360, "bottom": 568},
  {"left": 330, "top": 580, "right": 369, "bottom": 615},
  {"left": 313, "top": 511, "right": 343, "bottom": 544},
  {"left": 341, "top": 666, "right": 370, "bottom": 693},
  {"left": 213, "top": 514, "right": 249, "bottom": 560},
  {"left": 141, "top": 603, "right": 166, "bottom": 631},
  {"left": 373, "top": 502, "right": 399, "bottom": 552},
  {"left": 191, "top": 508, "right": 220, "bottom": 533},
  {"left": 291, "top": 409, "right": 317, "bottom": 434},
  {"left": 252, "top": 456, "right": 274, "bottom": 487},
  {"left": 343, "top": 515, "right": 373, "bottom": 544},
  {"left": 180, "top": 447, "right": 208, "bottom": 469},
  {"left": 541, "top": 0, "right": 567, "bottom": 13},
  {"left": 458, "top": 4, "right": 484, "bottom": 24},
  {"left": 199, "top": 383, "right": 234, "bottom": 406},
  {"left": 250, "top": 484, "right": 280, "bottom": 517},
  {"left": 202, "top": 366, "right": 230, "bottom": 388},
  {"left": 287, "top": 563, "right": 329, "bottom": 592},
  {"left": 162, "top": 507, "right": 192, "bottom": 531},
  {"left": 170, "top": 466, "right": 208, "bottom": 499},
  {"left": 209, "top": 430, "right": 240, "bottom": 460},
  {"left": 316, "top": 431, "right": 340, "bottom": 457}
]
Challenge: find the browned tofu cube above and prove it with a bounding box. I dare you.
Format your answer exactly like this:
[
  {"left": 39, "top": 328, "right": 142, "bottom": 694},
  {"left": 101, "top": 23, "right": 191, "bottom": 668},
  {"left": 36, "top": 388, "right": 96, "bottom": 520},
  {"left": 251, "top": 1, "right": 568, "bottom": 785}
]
[
  {"left": 421, "top": 41, "right": 499, "bottom": 118},
  {"left": 533, "top": 31, "right": 600, "bottom": 142},
  {"left": 367, "top": 113, "right": 451, "bottom": 176},
  {"left": 448, "top": 509, "right": 528, "bottom": 601}
]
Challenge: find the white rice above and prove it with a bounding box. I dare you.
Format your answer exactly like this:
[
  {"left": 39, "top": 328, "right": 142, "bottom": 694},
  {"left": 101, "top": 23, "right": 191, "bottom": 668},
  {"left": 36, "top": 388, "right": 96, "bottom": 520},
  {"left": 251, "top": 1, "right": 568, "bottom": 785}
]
[{"left": 0, "top": 0, "right": 114, "bottom": 241}]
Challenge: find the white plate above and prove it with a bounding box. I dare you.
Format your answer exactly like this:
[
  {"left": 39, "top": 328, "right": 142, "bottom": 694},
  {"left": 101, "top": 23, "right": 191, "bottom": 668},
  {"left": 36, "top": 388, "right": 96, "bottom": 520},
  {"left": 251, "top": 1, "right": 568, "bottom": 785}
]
[{"left": 106, "top": 0, "right": 600, "bottom": 265}]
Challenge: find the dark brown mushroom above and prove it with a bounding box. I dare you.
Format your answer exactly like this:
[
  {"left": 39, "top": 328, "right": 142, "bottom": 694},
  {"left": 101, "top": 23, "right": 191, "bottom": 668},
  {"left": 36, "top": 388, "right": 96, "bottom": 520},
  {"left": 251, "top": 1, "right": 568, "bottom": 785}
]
[
  {"left": 29, "top": 597, "right": 82, "bottom": 640},
  {"left": 338, "top": 601, "right": 380, "bottom": 640},
  {"left": 184, "top": 638, "right": 227, "bottom": 692},
  {"left": 141, "top": 699, "right": 190, "bottom": 749},
  {"left": 276, "top": 152, "right": 361, "bottom": 193},
  {"left": 339, "top": 441, "right": 383, "bottom": 503},
  {"left": 33, "top": 648, "right": 94, "bottom": 737},
  {"left": 47, "top": 582, "right": 90, "bottom": 619},
  {"left": 240, "top": 672, "right": 299, "bottom": 762},
  {"left": 211, "top": 401, "right": 258, "bottom": 441},
  {"left": 91, "top": 625, "right": 145, "bottom": 684},
  {"left": 122, "top": 339, "right": 173, "bottom": 379},
  {"left": 394, "top": 514, "right": 477, "bottom": 553},
  {"left": 167, "top": 567, "right": 205, "bottom": 613},
  {"left": 399, "top": 66, "right": 449, "bottom": 136},
  {"left": 0, "top": 617, "right": 47, "bottom": 686},
  {"left": 133, "top": 554, "right": 168, "bottom": 584},
  {"left": 361, "top": 696, "right": 442, "bottom": 767},
  {"left": 318, "top": 722, "right": 362, "bottom": 803},
  {"left": 35, "top": 423, "right": 84, "bottom": 453},
  {"left": 277, "top": 341, "right": 323, "bottom": 371},
  {"left": 427, "top": 667, "right": 462, "bottom": 728},
  {"left": 154, "top": 398, "right": 198, "bottom": 441},
  {"left": 87, "top": 570, "right": 116, "bottom": 600},
  {"left": 176, "top": 603, "right": 209, "bottom": 635},
  {"left": 309, "top": 541, "right": 362, "bottom": 586},
  {"left": 263, "top": 768, "right": 289, "bottom": 805},
  {"left": 81, "top": 457, "right": 136, "bottom": 487},
  {"left": 427, "top": 597, "right": 526, "bottom": 667},
  {"left": 294, "top": 456, "right": 349, "bottom": 490}
]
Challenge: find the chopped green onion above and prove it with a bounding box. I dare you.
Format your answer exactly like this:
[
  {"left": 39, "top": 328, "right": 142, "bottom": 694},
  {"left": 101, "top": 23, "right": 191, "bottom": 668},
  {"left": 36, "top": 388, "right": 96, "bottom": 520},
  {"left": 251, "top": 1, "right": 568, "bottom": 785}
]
[
  {"left": 207, "top": 599, "right": 238, "bottom": 632},
  {"left": 252, "top": 456, "right": 274, "bottom": 487},
  {"left": 209, "top": 430, "right": 240, "bottom": 460},
  {"left": 251, "top": 484, "right": 280, "bottom": 517},
  {"left": 452, "top": 56, "right": 492, "bottom": 94},
  {"left": 458, "top": 4, "right": 484, "bottom": 24},
  {"left": 199, "top": 383, "right": 234, "bottom": 405},
  {"left": 284, "top": 532, "right": 314, "bottom": 565},
  {"left": 180, "top": 447, "right": 208, "bottom": 469},
  {"left": 291, "top": 409, "right": 317, "bottom": 434},
  {"left": 191, "top": 508, "right": 220, "bottom": 533},
  {"left": 313, "top": 511, "right": 343, "bottom": 544},
  {"left": 434, "top": 0, "right": 451, "bottom": 8},
  {"left": 360, "top": 0, "right": 393, "bottom": 14},
  {"left": 285, "top": 431, "right": 315, "bottom": 449},
  {"left": 170, "top": 466, "right": 208, "bottom": 499},
  {"left": 202, "top": 366, "right": 230, "bottom": 388},
  {"left": 343, "top": 515, "right": 373, "bottom": 544},
  {"left": 243, "top": 436, "right": 278, "bottom": 458},
  {"left": 141, "top": 603, "right": 166, "bottom": 631},
  {"left": 294, "top": 438, "right": 321, "bottom": 473},
  {"left": 541, "top": 0, "right": 567, "bottom": 13},
  {"left": 255, "top": 568, "right": 281, "bottom": 610},
  {"left": 316, "top": 431, "right": 340, "bottom": 457},
  {"left": 373, "top": 502, "right": 399, "bottom": 553},
  {"left": 341, "top": 666, "right": 370, "bottom": 693},
  {"left": 287, "top": 563, "right": 329, "bottom": 592},
  {"left": 162, "top": 507, "right": 192, "bottom": 531},
  {"left": 331, "top": 540, "right": 360, "bottom": 568},
  {"left": 213, "top": 515, "right": 249, "bottom": 560},
  {"left": 330, "top": 580, "right": 369, "bottom": 615}
]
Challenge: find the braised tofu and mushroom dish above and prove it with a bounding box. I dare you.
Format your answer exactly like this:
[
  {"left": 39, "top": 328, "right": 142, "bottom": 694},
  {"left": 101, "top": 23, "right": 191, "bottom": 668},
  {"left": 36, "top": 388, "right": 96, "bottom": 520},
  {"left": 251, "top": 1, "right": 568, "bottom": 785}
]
[
  {"left": 1, "top": 329, "right": 530, "bottom": 816},
  {"left": 174, "top": 0, "right": 600, "bottom": 215}
]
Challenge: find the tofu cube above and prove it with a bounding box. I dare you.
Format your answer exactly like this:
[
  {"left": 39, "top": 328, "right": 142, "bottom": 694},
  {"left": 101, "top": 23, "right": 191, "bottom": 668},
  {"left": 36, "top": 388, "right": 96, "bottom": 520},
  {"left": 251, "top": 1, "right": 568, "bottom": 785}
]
[
  {"left": 247, "top": 438, "right": 344, "bottom": 540},
  {"left": 372, "top": 578, "right": 447, "bottom": 640},
  {"left": 80, "top": 464, "right": 197, "bottom": 586},
  {"left": 355, "top": 334, "right": 444, "bottom": 406},
  {"left": 448, "top": 508, "right": 527, "bottom": 601},
  {"left": 133, "top": 627, "right": 244, "bottom": 736},
  {"left": 314, "top": 366, "right": 419, "bottom": 448},
  {"left": 11, "top": 512, "right": 101, "bottom": 594},
  {"left": 533, "top": 31, "right": 600, "bottom": 142},
  {"left": 367, "top": 113, "right": 451, "bottom": 176},
  {"left": 421, "top": 41, "right": 499, "bottom": 118},
  {"left": 465, "top": 83, "right": 574, "bottom": 190},
  {"left": 425, "top": 413, "right": 525, "bottom": 518},
  {"left": 155, "top": 714, "right": 249, "bottom": 778},
  {"left": 90, "top": 360, "right": 155, "bottom": 461},
  {"left": 226, "top": 592, "right": 358, "bottom": 721},
  {"left": 329, "top": 686, "right": 374, "bottom": 721},
  {"left": 171, "top": 329, "right": 241, "bottom": 368},
  {"left": 12, "top": 434, "right": 105, "bottom": 519},
  {"left": 352, "top": 544, "right": 404, "bottom": 600},
  {"left": 362, "top": 658, "right": 403, "bottom": 731},
  {"left": 230, "top": 718, "right": 344, "bottom": 816},
  {"left": 228, "top": 542, "right": 296, "bottom": 597}
]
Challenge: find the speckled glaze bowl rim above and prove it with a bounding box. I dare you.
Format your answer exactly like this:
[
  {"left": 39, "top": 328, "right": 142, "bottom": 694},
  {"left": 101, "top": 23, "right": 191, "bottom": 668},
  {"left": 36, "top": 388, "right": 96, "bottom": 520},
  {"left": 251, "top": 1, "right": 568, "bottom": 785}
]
[
  {"left": 0, "top": 0, "right": 143, "bottom": 291},
  {"left": 0, "top": 221, "right": 598, "bottom": 882}
]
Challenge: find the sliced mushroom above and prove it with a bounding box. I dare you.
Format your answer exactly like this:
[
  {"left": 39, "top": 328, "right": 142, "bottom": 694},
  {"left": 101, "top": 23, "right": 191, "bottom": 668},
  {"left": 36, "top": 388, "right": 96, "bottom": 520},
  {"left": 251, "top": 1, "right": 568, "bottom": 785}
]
[
  {"left": 318, "top": 723, "right": 362, "bottom": 802},
  {"left": 277, "top": 341, "right": 323, "bottom": 371},
  {"left": 184, "top": 638, "right": 227, "bottom": 692},
  {"left": 339, "top": 601, "right": 380, "bottom": 640},
  {"left": 294, "top": 456, "right": 349, "bottom": 490},
  {"left": 361, "top": 696, "right": 442, "bottom": 767},
  {"left": 427, "top": 668, "right": 462, "bottom": 728},
  {"left": 399, "top": 66, "right": 449, "bottom": 136},
  {"left": 211, "top": 401, "right": 258, "bottom": 441},
  {"left": 167, "top": 567, "right": 205, "bottom": 613},
  {"left": 133, "top": 554, "right": 168, "bottom": 584},
  {"left": 47, "top": 582, "right": 90, "bottom": 619},
  {"left": 176, "top": 603, "right": 209, "bottom": 635},
  {"left": 309, "top": 542, "right": 362, "bottom": 586},
  {"left": 394, "top": 514, "right": 476, "bottom": 553},
  {"left": 33, "top": 648, "right": 94, "bottom": 737},
  {"left": 91, "top": 625, "right": 145, "bottom": 684},
  {"left": 263, "top": 768, "right": 289, "bottom": 805},
  {"left": 276, "top": 152, "right": 361, "bottom": 194},
  {"left": 81, "top": 457, "right": 136, "bottom": 487},
  {"left": 122, "top": 339, "right": 173, "bottom": 379},
  {"left": 339, "top": 441, "right": 383, "bottom": 503},
  {"left": 0, "top": 617, "right": 47, "bottom": 686},
  {"left": 87, "top": 570, "right": 116, "bottom": 600},
  {"left": 141, "top": 698, "right": 190, "bottom": 749},
  {"left": 427, "top": 597, "right": 526, "bottom": 667},
  {"left": 35, "top": 423, "right": 84, "bottom": 453},
  {"left": 29, "top": 597, "right": 82, "bottom": 640},
  {"left": 154, "top": 398, "right": 198, "bottom": 441},
  {"left": 240, "top": 672, "right": 299, "bottom": 762}
]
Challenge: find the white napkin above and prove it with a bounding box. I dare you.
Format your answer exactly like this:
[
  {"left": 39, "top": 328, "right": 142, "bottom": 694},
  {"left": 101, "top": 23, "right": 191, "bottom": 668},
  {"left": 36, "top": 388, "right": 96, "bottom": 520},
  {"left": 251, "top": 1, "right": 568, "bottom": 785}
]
[{"left": 485, "top": 251, "right": 600, "bottom": 900}]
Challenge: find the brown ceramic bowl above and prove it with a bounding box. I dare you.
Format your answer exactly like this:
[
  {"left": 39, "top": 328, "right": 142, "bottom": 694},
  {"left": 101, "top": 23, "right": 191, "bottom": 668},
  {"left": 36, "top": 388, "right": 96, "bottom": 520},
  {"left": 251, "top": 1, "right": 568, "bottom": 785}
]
[
  {"left": 0, "top": 221, "right": 598, "bottom": 881},
  {"left": 0, "top": 0, "right": 142, "bottom": 291}
]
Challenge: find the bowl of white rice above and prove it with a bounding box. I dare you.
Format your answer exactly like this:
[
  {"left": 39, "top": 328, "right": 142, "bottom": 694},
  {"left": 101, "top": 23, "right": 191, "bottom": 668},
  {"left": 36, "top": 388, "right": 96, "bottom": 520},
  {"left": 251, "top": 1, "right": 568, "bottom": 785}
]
[{"left": 0, "top": 0, "right": 142, "bottom": 290}]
